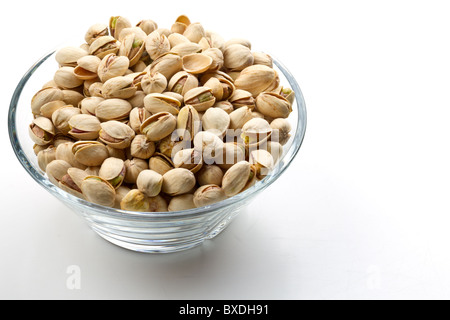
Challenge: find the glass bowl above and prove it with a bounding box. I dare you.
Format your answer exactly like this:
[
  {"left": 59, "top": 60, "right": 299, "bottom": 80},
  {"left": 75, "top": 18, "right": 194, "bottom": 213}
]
[{"left": 8, "top": 50, "right": 307, "bottom": 254}]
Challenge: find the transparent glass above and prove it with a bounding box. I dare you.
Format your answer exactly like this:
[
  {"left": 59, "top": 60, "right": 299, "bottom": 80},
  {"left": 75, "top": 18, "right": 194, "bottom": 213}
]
[{"left": 8, "top": 50, "right": 307, "bottom": 253}]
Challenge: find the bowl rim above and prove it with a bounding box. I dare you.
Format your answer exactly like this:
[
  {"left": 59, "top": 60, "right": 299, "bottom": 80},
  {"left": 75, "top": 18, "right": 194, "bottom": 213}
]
[{"left": 8, "top": 50, "right": 307, "bottom": 219}]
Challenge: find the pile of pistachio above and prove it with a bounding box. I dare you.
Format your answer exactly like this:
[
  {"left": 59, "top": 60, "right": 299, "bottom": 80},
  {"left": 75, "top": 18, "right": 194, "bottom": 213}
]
[{"left": 29, "top": 15, "right": 295, "bottom": 212}]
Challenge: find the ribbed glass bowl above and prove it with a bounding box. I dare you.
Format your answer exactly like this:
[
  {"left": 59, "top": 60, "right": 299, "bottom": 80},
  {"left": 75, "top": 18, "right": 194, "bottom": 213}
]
[{"left": 8, "top": 50, "right": 307, "bottom": 253}]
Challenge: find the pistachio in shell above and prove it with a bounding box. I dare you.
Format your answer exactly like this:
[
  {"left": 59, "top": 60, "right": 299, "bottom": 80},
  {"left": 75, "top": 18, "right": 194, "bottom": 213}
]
[
  {"left": 143, "top": 93, "right": 181, "bottom": 115},
  {"left": 72, "top": 141, "right": 109, "bottom": 167},
  {"left": 168, "top": 194, "right": 196, "bottom": 212},
  {"left": 167, "top": 71, "right": 199, "bottom": 96},
  {"left": 222, "top": 161, "right": 257, "bottom": 197},
  {"left": 68, "top": 114, "right": 101, "bottom": 140},
  {"left": 123, "top": 158, "right": 149, "bottom": 184},
  {"left": 140, "top": 112, "right": 177, "bottom": 142},
  {"left": 99, "top": 120, "right": 136, "bottom": 149},
  {"left": 81, "top": 176, "right": 116, "bottom": 207},
  {"left": 95, "top": 98, "right": 132, "bottom": 121},
  {"left": 184, "top": 86, "right": 216, "bottom": 112},
  {"left": 172, "top": 148, "right": 203, "bottom": 174},
  {"left": 99, "top": 157, "right": 126, "bottom": 189},
  {"left": 29, "top": 116, "right": 55, "bottom": 146},
  {"left": 136, "top": 169, "right": 163, "bottom": 197},
  {"left": 161, "top": 168, "right": 196, "bottom": 196},
  {"left": 255, "top": 92, "right": 292, "bottom": 119},
  {"left": 193, "top": 185, "right": 227, "bottom": 208}
]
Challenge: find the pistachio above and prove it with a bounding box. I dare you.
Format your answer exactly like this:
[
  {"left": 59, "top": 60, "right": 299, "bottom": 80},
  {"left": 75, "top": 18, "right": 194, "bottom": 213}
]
[
  {"left": 68, "top": 114, "right": 101, "bottom": 140},
  {"left": 266, "top": 141, "right": 284, "bottom": 164},
  {"left": 161, "top": 168, "right": 196, "bottom": 196},
  {"left": 101, "top": 76, "right": 137, "bottom": 99},
  {"left": 149, "top": 153, "right": 175, "bottom": 176},
  {"left": 270, "top": 118, "right": 292, "bottom": 145},
  {"left": 278, "top": 86, "right": 296, "bottom": 105},
  {"left": 249, "top": 149, "right": 274, "bottom": 180},
  {"left": 97, "top": 53, "right": 130, "bottom": 82},
  {"left": 193, "top": 185, "right": 227, "bottom": 208},
  {"left": 143, "top": 93, "right": 181, "bottom": 115},
  {"left": 97, "top": 157, "right": 126, "bottom": 189},
  {"left": 149, "top": 52, "right": 183, "bottom": 81},
  {"left": 127, "top": 90, "right": 146, "bottom": 108},
  {"left": 89, "top": 36, "right": 120, "bottom": 59},
  {"left": 255, "top": 92, "right": 292, "bottom": 119},
  {"left": 196, "top": 164, "right": 223, "bottom": 187},
  {"left": 136, "top": 169, "right": 163, "bottom": 197},
  {"left": 120, "top": 189, "right": 150, "bottom": 211},
  {"left": 234, "top": 65, "right": 278, "bottom": 97},
  {"left": 99, "top": 120, "right": 136, "bottom": 149},
  {"left": 241, "top": 118, "right": 272, "bottom": 147},
  {"left": 229, "top": 106, "right": 253, "bottom": 130},
  {"left": 136, "top": 19, "right": 158, "bottom": 35},
  {"left": 37, "top": 145, "right": 57, "bottom": 172},
  {"left": 117, "top": 27, "right": 147, "bottom": 42},
  {"left": 184, "top": 86, "right": 216, "bottom": 112},
  {"left": 171, "top": 42, "right": 202, "bottom": 57},
  {"left": 74, "top": 55, "right": 101, "bottom": 80},
  {"left": 39, "top": 100, "right": 66, "bottom": 119},
  {"left": 176, "top": 105, "right": 201, "bottom": 141},
  {"left": 252, "top": 52, "right": 273, "bottom": 68},
  {"left": 31, "top": 87, "right": 64, "bottom": 116},
  {"left": 130, "top": 134, "right": 156, "bottom": 159},
  {"left": 193, "top": 131, "right": 224, "bottom": 164},
  {"left": 128, "top": 107, "right": 150, "bottom": 133},
  {"left": 72, "top": 141, "right": 109, "bottom": 167},
  {"left": 79, "top": 96, "right": 104, "bottom": 116},
  {"left": 46, "top": 159, "right": 72, "bottom": 186},
  {"left": 203, "top": 76, "right": 235, "bottom": 101},
  {"left": 222, "top": 161, "right": 257, "bottom": 197},
  {"left": 118, "top": 33, "right": 146, "bottom": 67},
  {"left": 173, "top": 148, "right": 203, "bottom": 173},
  {"left": 85, "top": 23, "right": 109, "bottom": 45},
  {"left": 114, "top": 185, "right": 131, "bottom": 209},
  {"left": 216, "top": 142, "right": 246, "bottom": 170},
  {"left": 168, "top": 71, "right": 199, "bottom": 96},
  {"left": 201, "top": 107, "right": 230, "bottom": 138},
  {"left": 123, "top": 158, "right": 149, "bottom": 184},
  {"left": 158, "top": 135, "right": 186, "bottom": 158},
  {"left": 141, "top": 72, "right": 167, "bottom": 94},
  {"left": 59, "top": 167, "right": 88, "bottom": 198},
  {"left": 168, "top": 33, "right": 190, "bottom": 48},
  {"left": 81, "top": 176, "right": 116, "bottom": 207},
  {"left": 213, "top": 101, "right": 234, "bottom": 114},
  {"left": 52, "top": 106, "right": 82, "bottom": 134},
  {"left": 140, "top": 112, "right": 177, "bottom": 142},
  {"left": 29, "top": 116, "right": 55, "bottom": 146},
  {"left": 223, "top": 44, "right": 254, "bottom": 72},
  {"left": 225, "top": 38, "right": 252, "bottom": 49},
  {"left": 183, "top": 22, "right": 205, "bottom": 43},
  {"left": 228, "top": 89, "right": 255, "bottom": 110},
  {"left": 55, "top": 142, "right": 87, "bottom": 169},
  {"left": 168, "top": 194, "right": 196, "bottom": 212},
  {"left": 55, "top": 46, "right": 88, "bottom": 67},
  {"left": 145, "top": 30, "right": 170, "bottom": 60},
  {"left": 202, "top": 48, "right": 224, "bottom": 72},
  {"left": 53, "top": 67, "right": 83, "bottom": 89},
  {"left": 109, "top": 16, "right": 132, "bottom": 40},
  {"left": 62, "top": 90, "right": 85, "bottom": 108}
]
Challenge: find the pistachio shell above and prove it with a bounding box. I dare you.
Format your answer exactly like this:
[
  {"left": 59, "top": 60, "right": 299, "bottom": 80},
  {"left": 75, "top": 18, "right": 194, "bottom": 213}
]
[
  {"left": 171, "top": 42, "right": 202, "bottom": 57},
  {"left": 89, "top": 36, "right": 120, "bottom": 59},
  {"left": 149, "top": 52, "right": 183, "bottom": 81},
  {"left": 31, "top": 87, "right": 64, "bottom": 115},
  {"left": 101, "top": 76, "right": 137, "bottom": 99},
  {"left": 241, "top": 118, "right": 272, "bottom": 146},
  {"left": 249, "top": 149, "right": 274, "bottom": 179},
  {"left": 229, "top": 106, "right": 253, "bottom": 130},
  {"left": 55, "top": 142, "right": 87, "bottom": 169},
  {"left": 79, "top": 96, "right": 105, "bottom": 115},
  {"left": 222, "top": 161, "right": 256, "bottom": 197},
  {"left": 136, "top": 169, "right": 163, "bottom": 197},
  {"left": 68, "top": 114, "right": 101, "bottom": 140},
  {"left": 149, "top": 153, "right": 174, "bottom": 176},
  {"left": 145, "top": 30, "right": 170, "bottom": 60},
  {"left": 99, "top": 120, "right": 136, "bottom": 149},
  {"left": 54, "top": 67, "right": 83, "bottom": 89},
  {"left": 118, "top": 33, "right": 146, "bottom": 67},
  {"left": 161, "top": 168, "right": 196, "bottom": 196},
  {"left": 136, "top": 19, "right": 158, "bottom": 35},
  {"left": 29, "top": 116, "right": 55, "bottom": 146},
  {"left": 51, "top": 106, "right": 81, "bottom": 134},
  {"left": 120, "top": 189, "right": 150, "bottom": 212},
  {"left": 98, "top": 157, "right": 126, "bottom": 189},
  {"left": 37, "top": 146, "right": 57, "bottom": 172},
  {"left": 95, "top": 98, "right": 132, "bottom": 122},
  {"left": 168, "top": 194, "right": 196, "bottom": 212},
  {"left": 141, "top": 72, "right": 167, "bottom": 94},
  {"left": 228, "top": 89, "right": 255, "bottom": 110},
  {"left": 168, "top": 33, "right": 190, "bottom": 47},
  {"left": 140, "top": 112, "right": 177, "bottom": 142},
  {"left": 181, "top": 53, "right": 213, "bottom": 74},
  {"left": 183, "top": 22, "right": 205, "bottom": 43},
  {"left": 85, "top": 23, "right": 109, "bottom": 45},
  {"left": 201, "top": 107, "right": 230, "bottom": 138},
  {"left": 39, "top": 100, "right": 66, "bottom": 119},
  {"left": 97, "top": 53, "right": 130, "bottom": 82},
  {"left": 109, "top": 16, "right": 132, "bottom": 40},
  {"left": 270, "top": 118, "right": 292, "bottom": 145},
  {"left": 72, "top": 141, "right": 109, "bottom": 167},
  {"left": 216, "top": 142, "right": 246, "bottom": 170},
  {"left": 193, "top": 131, "right": 224, "bottom": 164},
  {"left": 55, "top": 46, "right": 88, "bottom": 67},
  {"left": 193, "top": 185, "right": 227, "bottom": 208},
  {"left": 59, "top": 167, "right": 88, "bottom": 198},
  {"left": 223, "top": 44, "right": 254, "bottom": 72},
  {"left": 176, "top": 105, "right": 201, "bottom": 142},
  {"left": 128, "top": 107, "right": 150, "bottom": 133},
  {"left": 124, "top": 158, "right": 149, "bottom": 184},
  {"left": 255, "top": 92, "right": 292, "bottom": 119},
  {"left": 173, "top": 148, "right": 203, "bottom": 173},
  {"left": 168, "top": 71, "right": 199, "bottom": 96},
  {"left": 184, "top": 86, "right": 216, "bottom": 112},
  {"left": 143, "top": 93, "right": 181, "bottom": 115},
  {"left": 196, "top": 164, "right": 223, "bottom": 187},
  {"left": 130, "top": 134, "right": 156, "bottom": 159},
  {"left": 81, "top": 176, "right": 116, "bottom": 207},
  {"left": 234, "top": 65, "right": 278, "bottom": 97},
  {"left": 46, "top": 159, "right": 72, "bottom": 186}
]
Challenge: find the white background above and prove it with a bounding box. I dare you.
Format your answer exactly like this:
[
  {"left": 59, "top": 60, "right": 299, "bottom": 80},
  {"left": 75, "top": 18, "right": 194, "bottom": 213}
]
[{"left": 1, "top": 0, "right": 450, "bottom": 300}]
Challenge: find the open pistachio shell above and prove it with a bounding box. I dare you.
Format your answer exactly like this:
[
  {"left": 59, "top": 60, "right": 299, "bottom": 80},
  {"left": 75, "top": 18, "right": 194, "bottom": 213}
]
[
  {"left": 193, "top": 131, "right": 224, "bottom": 164},
  {"left": 228, "top": 89, "right": 255, "bottom": 110},
  {"left": 81, "top": 176, "right": 116, "bottom": 207},
  {"left": 39, "top": 100, "right": 66, "bottom": 119},
  {"left": 37, "top": 145, "right": 57, "bottom": 172},
  {"left": 184, "top": 86, "right": 216, "bottom": 112},
  {"left": 173, "top": 148, "right": 203, "bottom": 174},
  {"left": 183, "top": 22, "right": 205, "bottom": 43},
  {"left": 129, "top": 107, "right": 150, "bottom": 133},
  {"left": 99, "top": 120, "right": 136, "bottom": 149},
  {"left": 68, "top": 114, "right": 101, "bottom": 140},
  {"left": 149, "top": 153, "right": 175, "bottom": 176},
  {"left": 55, "top": 142, "right": 87, "bottom": 170},
  {"left": 149, "top": 52, "right": 182, "bottom": 81},
  {"left": 59, "top": 168, "right": 88, "bottom": 198},
  {"left": 249, "top": 149, "right": 274, "bottom": 180},
  {"left": 46, "top": 159, "right": 72, "bottom": 186},
  {"left": 177, "top": 105, "right": 201, "bottom": 142},
  {"left": 120, "top": 189, "right": 150, "bottom": 212},
  {"left": 101, "top": 76, "right": 137, "bottom": 99},
  {"left": 97, "top": 53, "right": 130, "bottom": 82},
  {"left": 29, "top": 116, "right": 55, "bottom": 146},
  {"left": 182, "top": 53, "right": 213, "bottom": 74},
  {"left": 241, "top": 118, "right": 273, "bottom": 147},
  {"left": 170, "top": 42, "right": 201, "bottom": 57},
  {"left": 89, "top": 36, "right": 120, "bottom": 59},
  {"left": 85, "top": 23, "right": 109, "bottom": 45},
  {"left": 109, "top": 16, "right": 132, "bottom": 40},
  {"left": 144, "top": 93, "right": 180, "bottom": 115},
  {"left": 31, "top": 87, "right": 64, "bottom": 116},
  {"left": 99, "top": 157, "right": 126, "bottom": 189},
  {"left": 216, "top": 142, "right": 246, "bottom": 170},
  {"left": 74, "top": 55, "right": 101, "bottom": 80},
  {"left": 140, "top": 112, "right": 177, "bottom": 142},
  {"left": 52, "top": 106, "right": 81, "bottom": 134},
  {"left": 222, "top": 161, "right": 256, "bottom": 197},
  {"left": 168, "top": 71, "right": 199, "bottom": 96},
  {"left": 229, "top": 106, "right": 253, "bottom": 130},
  {"left": 255, "top": 92, "right": 292, "bottom": 119},
  {"left": 193, "top": 185, "right": 227, "bottom": 208},
  {"left": 72, "top": 141, "right": 109, "bottom": 167}
]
